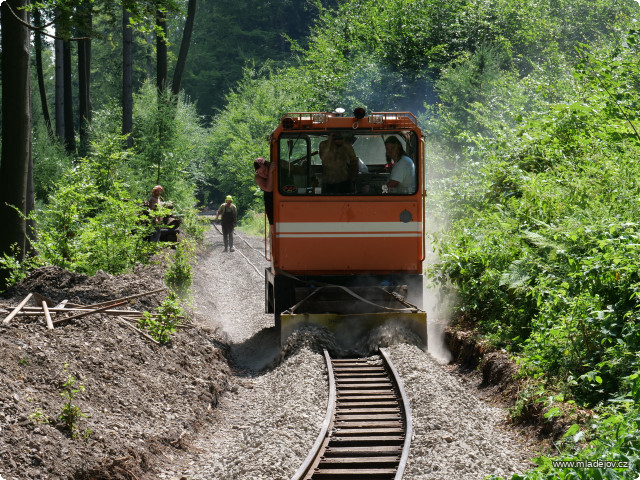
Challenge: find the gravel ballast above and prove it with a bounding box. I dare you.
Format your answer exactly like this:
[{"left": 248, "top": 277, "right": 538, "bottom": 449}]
[{"left": 157, "top": 224, "right": 539, "bottom": 479}]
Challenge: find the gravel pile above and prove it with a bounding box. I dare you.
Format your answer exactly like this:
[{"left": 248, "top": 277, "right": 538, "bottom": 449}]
[
  {"left": 157, "top": 345, "right": 327, "bottom": 480},
  {"left": 388, "top": 343, "right": 535, "bottom": 479},
  {"left": 157, "top": 224, "right": 538, "bottom": 479}
]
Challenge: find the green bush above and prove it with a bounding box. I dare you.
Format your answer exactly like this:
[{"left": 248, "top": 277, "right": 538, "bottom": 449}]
[
  {"left": 238, "top": 209, "right": 268, "bottom": 237},
  {"left": 0, "top": 245, "right": 43, "bottom": 288},
  {"left": 58, "top": 364, "right": 89, "bottom": 439},
  {"left": 164, "top": 241, "right": 194, "bottom": 296},
  {"left": 138, "top": 291, "right": 184, "bottom": 344},
  {"left": 32, "top": 159, "right": 157, "bottom": 275},
  {"left": 426, "top": 26, "right": 640, "bottom": 480}
]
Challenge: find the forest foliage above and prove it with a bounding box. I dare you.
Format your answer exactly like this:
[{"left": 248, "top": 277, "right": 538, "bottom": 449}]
[
  {"left": 27, "top": 80, "right": 208, "bottom": 277},
  {"left": 5, "top": 0, "right": 640, "bottom": 478},
  {"left": 205, "top": 1, "right": 640, "bottom": 478}
]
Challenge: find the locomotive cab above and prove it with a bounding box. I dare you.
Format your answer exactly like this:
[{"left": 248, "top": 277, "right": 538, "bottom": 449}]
[{"left": 263, "top": 110, "right": 427, "bottom": 346}]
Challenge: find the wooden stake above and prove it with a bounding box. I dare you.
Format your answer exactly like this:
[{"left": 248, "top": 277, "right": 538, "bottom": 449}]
[
  {"left": 116, "top": 317, "right": 160, "bottom": 344},
  {"left": 42, "top": 301, "right": 54, "bottom": 330},
  {"left": 2, "top": 293, "right": 33, "bottom": 324}
]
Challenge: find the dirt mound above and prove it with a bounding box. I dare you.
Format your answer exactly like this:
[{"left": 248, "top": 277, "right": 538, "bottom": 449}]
[
  {"left": 444, "top": 326, "right": 576, "bottom": 446},
  {"left": 0, "top": 265, "right": 231, "bottom": 480},
  {"left": 7, "top": 264, "right": 166, "bottom": 311}
]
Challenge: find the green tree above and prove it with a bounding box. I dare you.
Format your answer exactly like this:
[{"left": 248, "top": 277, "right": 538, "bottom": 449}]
[{"left": 176, "top": 0, "right": 331, "bottom": 118}]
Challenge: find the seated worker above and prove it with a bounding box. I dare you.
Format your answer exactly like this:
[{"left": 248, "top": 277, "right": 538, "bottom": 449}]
[
  {"left": 384, "top": 136, "right": 416, "bottom": 194},
  {"left": 148, "top": 185, "right": 164, "bottom": 241},
  {"left": 148, "top": 185, "right": 163, "bottom": 211},
  {"left": 318, "top": 132, "right": 358, "bottom": 194}
]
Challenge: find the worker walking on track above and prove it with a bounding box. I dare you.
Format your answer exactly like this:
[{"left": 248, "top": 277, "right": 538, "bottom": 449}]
[{"left": 216, "top": 195, "right": 238, "bottom": 252}]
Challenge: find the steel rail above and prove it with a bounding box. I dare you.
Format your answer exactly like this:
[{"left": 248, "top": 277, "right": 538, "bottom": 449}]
[
  {"left": 380, "top": 348, "right": 412, "bottom": 479},
  {"left": 290, "top": 349, "right": 336, "bottom": 480},
  {"left": 290, "top": 348, "right": 411, "bottom": 480}
]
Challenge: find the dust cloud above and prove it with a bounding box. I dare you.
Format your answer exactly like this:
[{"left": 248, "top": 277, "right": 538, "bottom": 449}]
[{"left": 424, "top": 235, "right": 454, "bottom": 365}]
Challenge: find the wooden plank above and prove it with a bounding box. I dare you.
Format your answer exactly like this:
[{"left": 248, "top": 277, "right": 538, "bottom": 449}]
[
  {"left": 335, "top": 414, "right": 402, "bottom": 421},
  {"left": 333, "top": 428, "right": 404, "bottom": 435},
  {"left": 42, "top": 301, "right": 54, "bottom": 330},
  {"left": 330, "top": 435, "right": 404, "bottom": 444},
  {"left": 312, "top": 467, "right": 397, "bottom": 476},
  {"left": 337, "top": 395, "right": 397, "bottom": 401},
  {"left": 82, "top": 288, "right": 166, "bottom": 309},
  {"left": 333, "top": 421, "right": 403, "bottom": 428},
  {"left": 337, "top": 383, "right": 393, "bottom": 389},
  {"left": 336, "top": 401, "right": 397, "bottom": 408},
  {"left": 337, "top": 389, "right": 396, "bottom": 395},
  {"left": 335, "top": 377, "right": 390, "bottom": 383},
  {"left": 337, "top": 408, "right": 400, "bottom": 414},
  {"left": 19, "top": 307, "right": 144, "bottom": 316},
  {"left": 318, "top": 457, "right": 399, "bottom": 464},
  {"left": 324, "top": 446, "right": 401, "bottom": 455},
  {"left": 53, "top": 299, "right": 69, "bottom": 309},
  {"left": 2, "top": 293, "right": 33, "bottom": 324},
  {"left": 52, "top": 301, "right": 127, "bottom": 325}
]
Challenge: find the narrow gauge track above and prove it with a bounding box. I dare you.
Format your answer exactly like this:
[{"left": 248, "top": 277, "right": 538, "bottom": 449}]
[{"left": 291, "top": 348, "right": 412, "bottom": 480}]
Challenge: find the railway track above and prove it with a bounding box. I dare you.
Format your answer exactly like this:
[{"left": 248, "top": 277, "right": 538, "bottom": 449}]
[{"left": 291, "top": 348, "right": 412, "bottom": 480}]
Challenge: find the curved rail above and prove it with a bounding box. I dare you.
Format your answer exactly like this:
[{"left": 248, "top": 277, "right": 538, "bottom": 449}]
[
  {"left": 291, "top": 348, "right": 412, "bottom": 480},
  {"left": 380, "top": 348, "right": 412, "bottom": 479},
  {"left": 291, "top": 350, "right": 336, "bottom": 479}
]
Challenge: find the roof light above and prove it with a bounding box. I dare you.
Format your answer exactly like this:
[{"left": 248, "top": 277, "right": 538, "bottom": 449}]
[{"left": 282, "top": 117, "right": 295, "bottom": 129}]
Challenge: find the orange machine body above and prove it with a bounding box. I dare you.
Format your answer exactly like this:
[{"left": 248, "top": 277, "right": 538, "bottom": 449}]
[
  {"left": 263, "top": 111, "right": 426, "bottom": 334},
  {"left": 274, "top": 199, "right": 422, "bottom": 274}
]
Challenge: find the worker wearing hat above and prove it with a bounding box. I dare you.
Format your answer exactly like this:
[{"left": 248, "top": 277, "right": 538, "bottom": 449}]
[
  {"left": 215, "top": 195, "right": 238, "bottom": 252},
  {"left": 318, "top": 132, "right": 358, "bottom": 194}
]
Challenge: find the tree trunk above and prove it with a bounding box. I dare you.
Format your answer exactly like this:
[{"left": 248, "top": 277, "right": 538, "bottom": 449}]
[
  {"left": 26, "top": 127, "right": 35, "bottom": 255},
  {"left": 171, "top": 0, "right": 197, "bottom": 96},
  {"left": 156, "top": 8, "right": 168, "bottom": 91},
  {"left": 155, "top": 5, "right": 169, "bottom": 185},
  {"left": 145, "top": 32, "right": 154, "bottom": 80},
  {"left": 33, "top": 8, "right": 54, "bottom": 139},
  {"left": 0, "top": 0, "right": 32, "bottom": 277},
  {"left": 55, "top": 14, "right": 65, "bottom": 140},
  {"left": 122, "top": 6, "right": 133, "bottom": 148},
  {"left": 63, "top": 40, "right": 76, "bottom": 153},
  {"left": 77, "top": 0, "right": 92, "bottom": 157}
]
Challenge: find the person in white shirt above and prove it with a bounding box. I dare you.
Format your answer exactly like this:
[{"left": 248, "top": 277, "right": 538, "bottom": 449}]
[{"left": 384, "top": 136, "right": 415, "bottom": 194}]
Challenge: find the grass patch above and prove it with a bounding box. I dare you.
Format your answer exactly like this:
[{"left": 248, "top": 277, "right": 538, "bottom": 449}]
[{"left": 238, "top": 209, "right": 267, "bottom": 237}]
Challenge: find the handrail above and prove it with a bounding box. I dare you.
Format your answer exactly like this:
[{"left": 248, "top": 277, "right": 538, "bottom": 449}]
[
  {"left": 420, "top": 136, "right": 426, "bottom": 262},
  {"left": 264, "top": 212, "right": 270, "bottom": 262}
]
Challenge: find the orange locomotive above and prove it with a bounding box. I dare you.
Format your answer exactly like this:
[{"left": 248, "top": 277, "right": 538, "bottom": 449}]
[{"left": 263, "top": 109, "right": 427, "bottom": 345}]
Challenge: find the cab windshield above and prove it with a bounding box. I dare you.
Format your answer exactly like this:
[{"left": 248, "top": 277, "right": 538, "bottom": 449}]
[{"left": 277, "top": 131, "right": 419, "bottom": 196}]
